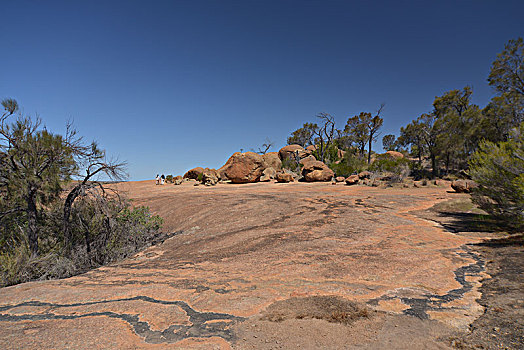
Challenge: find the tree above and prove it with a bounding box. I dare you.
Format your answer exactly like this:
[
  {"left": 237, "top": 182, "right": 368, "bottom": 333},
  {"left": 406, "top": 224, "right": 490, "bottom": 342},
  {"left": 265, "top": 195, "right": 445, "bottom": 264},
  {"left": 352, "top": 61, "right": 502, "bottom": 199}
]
[
  {"left": 398, "top": 120, "right": 425, "bottom": 165},
  {"left": 254, "top": 138, "right": 274, "bottom": 155},
  {"left": 1, "top": 100, "right": 76, "bottom": 254},
  {"left": 287, "top": 123, "right": 318, "bottom": 147},
  {"left": 312, "top": 113, "right": 336, "bottom": 163},
  {"left": 484, "top": 37, "right": 524, "bottom": 143},
  {"left": 62, "top": 141, "right": 126, "bottom": 254},
  {"left": 382, "top": 134, "right": 396, "bottom": 151},
  {"left": 344, "top": 114, "right": 369, "bottom": 157},
  {"left": 469, "top": 123, "right": 524, "bottom": 229},
  {"left": 364, "top": 104, "right": 384, "bottom": 164},
  {"left": 488, "top": 37, "right": 524, "bottom": 97},
  {"left": 1, "top": 98, "right": 163, "bottom": 286},
  {"left": 418, "top": 113, "right": 440, "bottom": 177}
]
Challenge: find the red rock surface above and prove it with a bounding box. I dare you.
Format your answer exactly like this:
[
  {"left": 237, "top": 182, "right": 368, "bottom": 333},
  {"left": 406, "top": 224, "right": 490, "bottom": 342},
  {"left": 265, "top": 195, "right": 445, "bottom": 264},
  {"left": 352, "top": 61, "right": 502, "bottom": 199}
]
[{"left": 0, "top": 181, "right": 489, "bottom": 349}]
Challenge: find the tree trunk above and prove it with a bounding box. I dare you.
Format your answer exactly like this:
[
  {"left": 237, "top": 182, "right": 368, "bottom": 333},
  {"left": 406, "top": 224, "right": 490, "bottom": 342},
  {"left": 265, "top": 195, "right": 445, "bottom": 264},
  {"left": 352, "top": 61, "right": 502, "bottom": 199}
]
[
  {"left": 367, "top": 134, "right": 373, "bottom": 164},
  {"left": 431, "top": 153, "right": 438, "bottom": 178},
  {"left": 63, "top": 185, "right": 82, "bottom": 253},
  {"left": 26, "top": 189, "right": 38, "bottom": 255}
]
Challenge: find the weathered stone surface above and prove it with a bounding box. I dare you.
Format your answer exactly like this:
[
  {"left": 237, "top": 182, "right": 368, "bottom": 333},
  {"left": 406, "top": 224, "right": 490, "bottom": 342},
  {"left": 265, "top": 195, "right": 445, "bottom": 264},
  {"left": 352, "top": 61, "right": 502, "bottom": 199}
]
[
  {"left": 358, "top": 171, "right": 373, "bottom": 179},
  {"left": 173, "top": 175, "right": 183, "bottom": 185},
  {"left": 278, "top": 144, "right": 307, "bottom": 161},
  {"left": 345, "top": 174, "right": 359, "bottom": 185},
  {"left": 202, "top": 168, "right": 219, "bottom": 186},
  {"left": 260, "top": 167, "right": 277, "bottom": 182},
  {"left": 276, "top": 172, "right": 294, "bottom": 183},
  {"left": 0, "top": 182, "right": 488, "bottom": 349},
  {"left": 335, "top": 176, "right": 345, "bottom": 183},
  {"left": 301, "top": 160, "right": 334, "bottom": 182},
  {"left": 220, "top": 152, "right": 266, "bottom": 184},
  {"left": 262, "top": 152, "right": 282, "bottom": 170},
  {"left": 451, "top": 179, "right": 478, "bottom": 193},
  {"left": 385, "top": 151, "right": 404, "bottom": 159},
  {"left": 299, "top": 155, "right": 316, "bottom": 165},
  {"left": 183, "top": 167, "right": 204, "bottom": 180},
  {"left": 305, "top": 144, "right": 318, "bottom": 154}
]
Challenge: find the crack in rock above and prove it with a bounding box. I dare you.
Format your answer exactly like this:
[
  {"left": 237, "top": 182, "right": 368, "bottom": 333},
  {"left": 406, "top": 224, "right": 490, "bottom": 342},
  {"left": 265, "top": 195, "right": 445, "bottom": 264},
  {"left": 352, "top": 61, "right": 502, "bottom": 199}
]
[
  {"left": 368, "top": 244, "right": 485, "bottom": 319},
  {"left": 0, "top": 296, "right": 244, "bottom": 344}
]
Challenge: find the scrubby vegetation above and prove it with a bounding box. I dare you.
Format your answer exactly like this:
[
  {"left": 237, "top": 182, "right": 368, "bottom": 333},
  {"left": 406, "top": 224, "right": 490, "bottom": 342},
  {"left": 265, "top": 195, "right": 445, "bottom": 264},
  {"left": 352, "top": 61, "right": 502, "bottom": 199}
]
[
  {"left": 0, "top": 99, "right": 164, "bottom": 287},
  {"left": 469, "top": 124, "right": 523, "bottom": 230}
]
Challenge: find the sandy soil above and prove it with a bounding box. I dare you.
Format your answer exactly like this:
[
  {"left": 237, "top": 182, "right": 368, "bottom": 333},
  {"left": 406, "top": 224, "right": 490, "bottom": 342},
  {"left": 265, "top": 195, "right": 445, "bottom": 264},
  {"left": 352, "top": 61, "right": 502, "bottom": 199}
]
[{"left": 0, "top": 180, "right": 520, "bottom": 349}]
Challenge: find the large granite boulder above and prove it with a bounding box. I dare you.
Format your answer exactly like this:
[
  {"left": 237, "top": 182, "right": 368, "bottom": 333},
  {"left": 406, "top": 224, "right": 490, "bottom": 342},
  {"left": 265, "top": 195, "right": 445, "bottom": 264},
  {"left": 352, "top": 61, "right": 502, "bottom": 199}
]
[
  {"left": 202, "top": 168, "right": 219, "bottom": 186},
  {"left": 262, "top": 152, "right": 282, "bottom": 170},
  {"left": 358, "top": 171, "right": 372, "bottom": 179},
  {"left": 299, "top": 155, "right": 317, "bottom": 166},
  {"left": 183, "top": 167, "right": 204, "bottom": 180},
  {"left": 335, "top": 176, "right": 346, "bottom": 183},
  {"left": 278, "top": 144, "right": 307, "bottom": 161},
  {"left": 173, "top": 175, "right": 183, "bottom": 185},
  {"left": 276, "top": 172, "right": 294, "bottom": 183},
  {"left": 301, "top": 160, "right": 334, "bottom": 182},
  {"left": 384, "top": 151, "right": 404, "bottom": 159},
  {"left": 260, "top": 167, "right": 277, "bottom": 182},
  {"left": 345, "top": 175, "right": 359, "bottom": 185},
  {"left": 219, "top": 152, "right": 266, "bottom": 183},
  {"left": 451, "top": 179, "right": 478, "bottom": 193},
  {"left": 305, "top": 144, "right": 318, "bottom": 154}
]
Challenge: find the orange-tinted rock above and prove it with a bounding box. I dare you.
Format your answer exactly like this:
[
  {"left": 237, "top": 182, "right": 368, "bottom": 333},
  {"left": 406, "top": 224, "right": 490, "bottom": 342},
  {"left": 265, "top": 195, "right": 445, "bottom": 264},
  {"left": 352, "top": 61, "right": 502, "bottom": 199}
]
[
  {"left": 301, "top": 160, "right": 334, "bottom": 182},
  {"left": 202, "top": 168, "right": 219, "bottom": 186},
  {"left": 385, "top": 151, "right": 404, "bottom": 159},
  {"left": 173, "top": 175, "right": 183, "bottom": 185},
  {"left": 183, "top": 167, "right": 204, "bottom": 180},
  {"left": 278, "top": 144, "right": 307, "bottom": 161},
  {"left": 345, "top": 174, "right": 359, "bottom": 185},
  {"left": 358, "top": 171, "right": 372, "bottom": 179},
  {"left": 335, "top": 176, "right": 345, "bottom": 183},
  {"left": 221, "top": 152, "right": 266, "bottom": 183},
  {"left": 260, "top": 167, "right": 277, "bottom": 182},
  {"left": 451, "top": 179, "right": 478, "bottom": 193},
  {"left": 276, "top": 172, "right": 294, "bottom": 183},
  {"left": 299, "top": 155, "right": 316, "bottom": 165},
  {"left": 305, "top": 144, "right": 318, "bottom": 154},
  {"left": 262, "top": 152, "right": 282, "bottom": 170}
]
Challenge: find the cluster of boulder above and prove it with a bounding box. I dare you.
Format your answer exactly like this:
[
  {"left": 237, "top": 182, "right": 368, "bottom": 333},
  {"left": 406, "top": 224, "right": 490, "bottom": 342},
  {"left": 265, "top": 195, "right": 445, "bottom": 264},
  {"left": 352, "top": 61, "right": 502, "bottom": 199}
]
[
  {"left": 178, "top": 144, "right": 338, "bottom": 186},
  {"left": 176, "top": 144, "right": 479, "bottom": 192}
]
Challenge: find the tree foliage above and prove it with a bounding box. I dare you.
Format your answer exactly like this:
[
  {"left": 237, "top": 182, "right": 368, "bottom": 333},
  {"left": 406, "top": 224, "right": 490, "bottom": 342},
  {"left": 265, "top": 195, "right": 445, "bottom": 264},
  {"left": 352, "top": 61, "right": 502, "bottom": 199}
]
[{"left": 469, "top": 123, "right": 524, "bottom": 229}]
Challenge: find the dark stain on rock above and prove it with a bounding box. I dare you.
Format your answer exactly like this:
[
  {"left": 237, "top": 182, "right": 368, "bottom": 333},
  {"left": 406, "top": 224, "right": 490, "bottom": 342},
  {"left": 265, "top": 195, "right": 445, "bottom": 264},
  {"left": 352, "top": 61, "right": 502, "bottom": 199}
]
[
  {"left": 0, "top": 296, "right": 244, "bottom": 344},
  {"left": 368, "top": 245, "right": 485, "bottom": 319}
]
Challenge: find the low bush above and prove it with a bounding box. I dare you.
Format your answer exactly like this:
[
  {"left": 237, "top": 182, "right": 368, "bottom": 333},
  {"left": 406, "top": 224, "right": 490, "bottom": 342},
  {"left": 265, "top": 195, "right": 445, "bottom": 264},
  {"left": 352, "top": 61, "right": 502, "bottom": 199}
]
[
  {"left": 369, "top": 154, "right": 411, "bottom": 182},
  {"left": 0, "top": 200, "right": 164, "bottom": 287},
  {"left": 329, "top": 150, "right": 367, "bottom": 177}
]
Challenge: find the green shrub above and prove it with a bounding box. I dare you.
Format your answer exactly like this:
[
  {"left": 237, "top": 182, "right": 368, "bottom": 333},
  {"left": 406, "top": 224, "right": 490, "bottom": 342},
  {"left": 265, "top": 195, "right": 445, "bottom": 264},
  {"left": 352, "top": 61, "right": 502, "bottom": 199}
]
[
  {"left": 0, "top": 201, "right": 164, "bottom": 287},
  {"left": 282, "top": 156, "right": 301, "bottom": 173},
  {"left": 328, "top": 150, "right": 368, "bottom": 177},
  {"left": 369, "top": 154, "right": 411, "bottom": 182},
  {"left": 165, "top": 174, "right": 173, "bottom": 183},
  {"left": 469, "top": 123, "right": 524, "bottom": 229}
]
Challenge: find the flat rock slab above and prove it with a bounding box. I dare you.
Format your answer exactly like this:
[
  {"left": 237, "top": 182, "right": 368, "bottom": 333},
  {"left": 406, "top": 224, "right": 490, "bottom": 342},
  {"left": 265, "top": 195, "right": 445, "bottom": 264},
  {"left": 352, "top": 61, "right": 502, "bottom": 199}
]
[{"left": 0, "top": 182, "right": 489, "bottom": 349}]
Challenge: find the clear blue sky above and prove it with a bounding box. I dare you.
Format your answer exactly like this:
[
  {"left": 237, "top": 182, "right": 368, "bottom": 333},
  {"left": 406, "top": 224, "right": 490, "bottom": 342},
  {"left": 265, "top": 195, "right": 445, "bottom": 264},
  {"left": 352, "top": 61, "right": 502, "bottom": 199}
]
[{"left": 1, "top": 0, "right": 523, "bottom": 180}]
